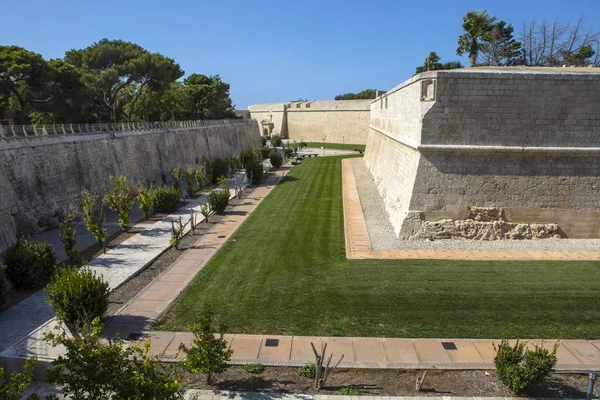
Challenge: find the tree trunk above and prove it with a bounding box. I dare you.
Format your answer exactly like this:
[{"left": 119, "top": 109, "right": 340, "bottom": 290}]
[
  {"left": 206, "top": 374, "right": 212, "bottom": 385},
  {"left": 470, "top": 38, "right": 478, "bottom": 67}
]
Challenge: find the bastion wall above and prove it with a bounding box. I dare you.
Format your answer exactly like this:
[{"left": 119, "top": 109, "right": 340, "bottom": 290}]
[
  {"left": 0, "top": 121, "right": 261, "bottom": 253},
  {"left": 248, "top": 100, "right": 370, "bottom": 144},
  {"left": 364, "top": 67, "right": 600, "bottom": 238}
]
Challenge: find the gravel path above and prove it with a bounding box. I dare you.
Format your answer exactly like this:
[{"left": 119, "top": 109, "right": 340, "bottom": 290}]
[{"left": 351, "top": 158, "right": 600, "bottom": 252}]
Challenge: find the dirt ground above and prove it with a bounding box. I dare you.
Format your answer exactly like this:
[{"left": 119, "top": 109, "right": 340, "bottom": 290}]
[{"left": 177, "top": 365, "right": 597, "bottom": 397}]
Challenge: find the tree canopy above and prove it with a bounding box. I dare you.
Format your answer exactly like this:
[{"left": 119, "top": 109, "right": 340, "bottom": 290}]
[
  {"left": 415, "top": 52, "right": 465, "bottom": 75},
  {"left": 0, "top": 39, "right": 236, "bottom": 125},
  {"left": 335, "top": 89, "right": 378, "bottom": 100}
]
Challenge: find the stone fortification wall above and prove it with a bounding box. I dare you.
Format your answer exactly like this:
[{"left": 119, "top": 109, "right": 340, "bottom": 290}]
[
  {"left": 364, "top": 67, "right": 600, "bottom": 238},
  {"left": 0, "top": 121, "right": 260, "bottom": 253},
  {"left": 248, "top": 100, "right": 370, "bottom": 144}
]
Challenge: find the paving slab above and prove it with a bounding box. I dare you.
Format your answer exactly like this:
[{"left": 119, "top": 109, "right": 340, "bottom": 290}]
[
  {"left": 382, "top": 338, "right": 420, "bottom": 365},
  {"left": 353, "top": 338, "right": 387, "bottom": 367},
  {"left": 257, "top": 335, "right": 293, "bottom": 362},
  {"left": 442, "top": 339, "right": 486, "bottom": 365},
  {"left": 229, "top": 334, "right": 263, "bottom": 361},
  {"left": 290, "top": 336, "right": 324, "bottom": 363},
  {"left": 413, "top": 339, "right": 452, "bottom": 364}
]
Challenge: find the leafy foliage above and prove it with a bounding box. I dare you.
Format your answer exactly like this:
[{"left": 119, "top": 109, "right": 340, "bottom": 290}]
[
  {"left": 457, "top": 10, "right": 497, "bottom": 67},
  {"left": 184, "top": 74, "right": 236, "bottom": 120},
  {"left": 415, "top": 51, "right": 464, "bottom": 74},
  {"left": 82, "top": 191, "right": 107, "bottom": 253},
  {"left": 212, "top": 159, "right": 229, "bottom": 183},
  {"left": 194, "top": 168, "right": 206, "bottom": 192},
  {"left": 478, "top": 21, "right": 522, "bottom": 66},
  {"left": 494, "top": 334, "right": 558, "bottom": 394},
  {"left": 269, "top": 151, "right": 283, "bottom": 168},
  {"left": 185, "top": 169, "right": 195, "bottom": 198},
  {"left": 335, "top": 89, "right": 378, "bottom": 100},
  {"left": 105, "top": 175, "right": 136, "bottom": 231},
  {"left": 2, "top": 237, "right": 56, "bottom": 289},
  {"left": 206, "top": 189, "right": 230, "bottom": 214},
  {"left": 170, "top": 217, "right": 187, "bottom": 249},
  {"left": 243, "top": 363, "right": 264, "bottom": 374},
  {"left": 270, "top": 135, "right": 282, "bottom": 147},
  {"left": 179, "top": 304, "right": 233, "bottom": 384},
  {"left": 260, "top": 146, "right": 271, "bottom": 159},
  {"left": 202, "top": 156, "right": 214, "bottom": 184},
  {"left": 230, "top": 156, "right": 242, "bottom": 173},
  {"left": 138, "top": 187, "right": 153, "bottom": 219},
  {"left": 261, "top": 136, "right": 267, "bottom": 147},
  {"left": 171, "top": 168, "right": 182, "bottom": 189},
  {"left": 0, "top": 357, "right": 36, "bottom": 400},
  {"left": 45, "top": 318, "right": 183, "bottom": 399},
  {"left": 299, "top": 363, "right": 316, "bottom": 379},
  {"left": 243, "top": 148, "right": 264, "bottom": 185},
  {"left": 339, "top": 387, "right": 361, "bottom": 396},
  {"left": 45, "top": 265, "right": 109, "bottom": 332},
  {"left": 59, "top": 210, "right": 79, "bottom": 264},
  {"left": 152, "top": 185, "right": 181, "bottom": 213}
]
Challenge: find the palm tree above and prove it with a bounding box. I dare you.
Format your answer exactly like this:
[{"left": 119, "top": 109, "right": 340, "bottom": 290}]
[{"left": 457, "top": 10, "right": 496, "bottom": 67}]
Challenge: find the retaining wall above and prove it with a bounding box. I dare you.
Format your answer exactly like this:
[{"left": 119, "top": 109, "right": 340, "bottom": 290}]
[{"left": 0, "top": 121, "right": 260, "bottom": 253}]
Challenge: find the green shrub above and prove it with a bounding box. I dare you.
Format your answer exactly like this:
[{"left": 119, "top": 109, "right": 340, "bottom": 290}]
[
  {"left": 284, "top": 148, "right": 294, "bottom": 158},
  {"left": 260, "top": 146, "right": 270, "bottom": 159},
  {"left": 494, "top": 337, "right": 558, "bottom": 394},
  {"left": 195, "top": 168, "right": 206, "bottom": 192},
  {"left": 0, "top": 357, "right": 36, "bottom": 399},
  {"left": 0, "top": 267, "right": 6, "bottom": 308},
  {"left": 265, "top": 135, "right": 271, "bottom": 140},
  {"left": 171, "top": 168, "right": 182, "bottom": 189},
  {"left": 299, "top": 363, "right": 316, "bottom": 379},
  {"left": 261, "top": 136, "right": 267, "bottom": 146},
  {"left": 271, "top": 135, "right": 282, "bottom": 147},
  {"left": 3, "top": 237, "right": 56, "bottom": 289},
  {"left": 230, "top": 156, "right": 242, "bottom": 173},
  {"left": 243, "top": 148, "right": 264, "bottom": 185},
  {"left": 59, "top": 210, "right": 79, "bottom": 264},
  {"left": 105, "top": 175, "right": 136, "bottom": 231},
  {"left": 202, "top": 155, "right": 214, "bottom": 184},
  {"left": 46, "top": 265, "right": 110, "bottom": 332},
  {"left": 152, "top": 185, "right": 181, "bottom": 213},
  {"left": 206, "top": 189, "right": 230, "bottom": 214},
  {"left": 83, "top": 190, "right": 108, "bottom": 254},
  {"left": 269, "top": 151, "right": 283, "bottom": 168},
  {"left": 339, "top": 387, "right": 361, "bottom": 396},
  {"left": 212, "top": 158, "right": 229, "bottom": 182},
  {"left": 299, "top": 140, "right": 307, "bottom": 149},
  {"left": 138, "top": 187, "right": 153, "bottom": 219},
  {"left": 243, "top": 363, "right": 264, "bottom": 374}
]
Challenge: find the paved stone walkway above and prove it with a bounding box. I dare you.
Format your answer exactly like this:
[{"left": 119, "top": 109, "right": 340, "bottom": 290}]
[
  {"left": 342, "top": 158, "right": 600, "bottom": 261},
  {"left": 121, "top": 333, "right": 600, "bottom": 372},
  {"left": 0, "top": 181, "right": 243, "bottom": 354}
]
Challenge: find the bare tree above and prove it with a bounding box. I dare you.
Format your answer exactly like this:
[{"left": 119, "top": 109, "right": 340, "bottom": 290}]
[
  {"left": 519, "top": 15, "right": 600, "bottom": 66},
  {"left": 310, "top": 342, "right": 344, "bottom": 389}
]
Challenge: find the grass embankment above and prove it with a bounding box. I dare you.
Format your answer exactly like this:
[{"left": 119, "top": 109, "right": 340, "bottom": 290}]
[
  {"left": 156, "top": 157, "right": 600, "bottom": 339},
  {"left": 304, "top": 142, "right": 365, "bottom": 151}
]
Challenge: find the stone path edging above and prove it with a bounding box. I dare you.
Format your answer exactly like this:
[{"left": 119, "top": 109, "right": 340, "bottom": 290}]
[{"left": 342, "top": 158, "right": 600, "bottom": 261}]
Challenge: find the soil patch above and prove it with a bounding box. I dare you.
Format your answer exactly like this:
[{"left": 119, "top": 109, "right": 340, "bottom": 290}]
[{"left": 177, "top": 366, "right": 596, "bottom": 397}]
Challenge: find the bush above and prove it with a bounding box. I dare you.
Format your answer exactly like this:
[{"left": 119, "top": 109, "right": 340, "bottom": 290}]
[
  {"left": 494, "top": 337, "right": 558, "bottom": 394},
  {"left": 105, "top": 175, "right": 137, "bottom": 231},
  {"left": 3, "top": 237, "right": 56, "bottom": 289},
  {"left": 269, "top": 151, "right": 283, "bottom": 168},
  {"left": 265, "top": 135, "right": 271, "bottom": 140},
  {"left": 261, "top": 136, "right": 267, "bottom": 146},
  {"left": 0, "top": 357, "right": 36, "bottom": 399},
  {"left": 138, "top": 187, "right": 153, "bottom": 219},
  {"left": 299, "top": 363, "right": 316, "bottom": 379},
  {"left": 284, "top": 148, "right": 294, "bottom": 158},
  {"left": 45, "top": 265, "right": 110, "bottom": 332},
  {"left": 243, "top": 363, "right": 264, "bottom": 374},
  {"left": 339, "top": 387, "right": 361, "bottom": 396},
  {"left": 271, "top": 135, "right": 282, "bottom": 147},
  {"left": 242, "top": 148, "right": 264, "bottom": 185},
  {"left": 206, "top": 189, "right": 230, "bottom": 214},
  {"left": 152, "top": 185, "right": 181, "bottom": 213},
  {"left": 260, "top": 146, "right": 270, "bottom": 159},
  {"left": 212, "top": 158, "right": 229, "bottom": 183}
]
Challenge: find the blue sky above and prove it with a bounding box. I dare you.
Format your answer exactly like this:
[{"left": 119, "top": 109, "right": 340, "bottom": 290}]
[{"left": 2, "top": 0, "right": 599, "bottom": 108}]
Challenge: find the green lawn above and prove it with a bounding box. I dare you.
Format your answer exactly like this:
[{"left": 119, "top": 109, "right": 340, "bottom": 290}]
[
  {"left": 155, "top": 156, "right": 600, "bottom": 339},
  {"left": 304, "top": 142, "right": 366, "bottom": 151}
]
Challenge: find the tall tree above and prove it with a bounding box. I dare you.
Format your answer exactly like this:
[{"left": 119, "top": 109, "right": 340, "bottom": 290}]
[
  {"left": 520, "top": 16, "right": 600, "bottom": 66},
  {"left": 478, "top": 21, "right": 522, "bottom": 66},
  {"left": 65, "top": 39, "right": 183, "bottom": 123},
  {"left": 457, "top": 10, "right": 497, "bottom": 67},
  {"left": 415, "top": 52, "right": 464, "bottom": 75},
  {"left": 184, "top": 74, "right": 235, "bottom": 120},
  {"left": 0, "top": 46, "right": 52, "bottom": 124}
]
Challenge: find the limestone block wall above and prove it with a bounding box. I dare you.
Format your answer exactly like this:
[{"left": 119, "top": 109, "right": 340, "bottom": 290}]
[
  {"left": 286, "top": 100, "right": 370, "bottom": 144},
  {"left": 364, "top": 67, "right": 600, "bottom": 238},
  {"left": 0, "top": 121, "right": 260, "bottom": 253},
  {"left": 248, "top": 100, "right": 371, "bottom": 144}
]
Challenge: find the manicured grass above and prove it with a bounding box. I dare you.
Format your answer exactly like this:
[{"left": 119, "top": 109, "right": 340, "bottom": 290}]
[
  {"left": 304, "top": 142, "right": 366, "bottom": 151},
  {"left": 155, "top": 156, "right": 600, "bottom": 339}
]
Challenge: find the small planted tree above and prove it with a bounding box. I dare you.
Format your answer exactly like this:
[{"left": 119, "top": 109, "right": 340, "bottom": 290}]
[
  {"left": 138, "top": 187, "right": 153, "bottom": 220},
  {"left": 202, "top": 156, "right": 214, "bottom": 185},
  {"left": 179, "top": 304, "right": 233, "bottom": 384},
  {"left": 45, "top": 265, "right": 110, "bottom": 333},
  {"left": 171, "top": 168, "right": 182, "bottom": 190},
  {"left": 194, "top": 168, "right": 206, "bottom": 192},
  {"left": 199, "top": 202, "right": 212, "bottom": 223},
  {"left": 185, "top": 169, "right": 195, "bottom": 198},
  {"left": 311, "top": 342, "right": 344, "bottom": 389},
  {"left": 83, "top": 190, "right": 107, "bottom": 254},
  {"left": 105, "top": 175, "right": 136, "bottom": 231},
  {"left": 269, "top": 150, "right": 283, "bottom": 168},
  {"left": 170, "top": 217, "right": 188, "bottom": 250},
  {"left": 45, "top": 318, "right": 183, "bottom": 400},
  {"left": 59, "top": 207, "right": 79, "bottom": 264}
]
